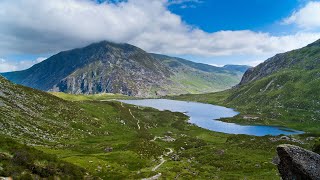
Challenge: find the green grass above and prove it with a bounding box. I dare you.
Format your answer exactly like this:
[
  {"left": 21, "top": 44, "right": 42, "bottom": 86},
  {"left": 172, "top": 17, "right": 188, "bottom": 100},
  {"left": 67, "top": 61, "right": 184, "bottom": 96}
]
[
  {"left": 51, "top": 92, "right": 137, "bottom": 101},
  {"left": 169, "top": 41, "right": 320, "bottom": 134},
  {"left": 1, "top": 77, "right": 319, "bottom": 179},
  {"left": 0, "top": 136, "right": 86, "bottom": 179},
  {"left": 170, "top": 69, "right": 320, "bottom": 133}
]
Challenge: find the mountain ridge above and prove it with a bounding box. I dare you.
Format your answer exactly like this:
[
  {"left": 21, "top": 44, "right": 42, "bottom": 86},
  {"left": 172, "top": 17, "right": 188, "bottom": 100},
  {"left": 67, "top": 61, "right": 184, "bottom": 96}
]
[
  {"left": 239, "top": 39, "right": 320, "bottom": 85},
  {"left": 172, "top": 38, "right": 320, "bottom": 132},
  {"left": 2, "top": 41, "right": 249, "bottom": 97}
]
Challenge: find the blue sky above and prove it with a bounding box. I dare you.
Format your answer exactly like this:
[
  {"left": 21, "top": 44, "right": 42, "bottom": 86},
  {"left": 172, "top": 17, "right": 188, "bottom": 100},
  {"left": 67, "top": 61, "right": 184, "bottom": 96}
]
[
  {"left": 169, "top": 0, "right": 300, "bottom": 33},
  {"left": 0, "top": 0, "right": 320, "bottom": 72}
]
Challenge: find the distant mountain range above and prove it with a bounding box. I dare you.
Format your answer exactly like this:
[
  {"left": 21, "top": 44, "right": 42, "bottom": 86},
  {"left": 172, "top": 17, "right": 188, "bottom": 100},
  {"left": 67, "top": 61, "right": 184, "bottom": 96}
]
[{"left": 1, "top": 41, "right": 250, "bottom": 97}]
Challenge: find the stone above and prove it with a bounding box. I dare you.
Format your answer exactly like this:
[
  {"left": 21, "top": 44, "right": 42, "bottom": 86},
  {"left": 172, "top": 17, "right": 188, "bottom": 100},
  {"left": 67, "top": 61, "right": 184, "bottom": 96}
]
[
  {"left": 280, "top": 136, "right": 290, "bottom": 140},
  {"left": 216, "top": 149, "right": 225, "bottom": 156},
  {"left": 271, "top": 155, "right": 280, "bottom": 165},
  {"left": 276, "top": 144, "right": 320, "bottom": 180},
  {"left": 104, "top": 147, "right": 113, "bottom": 152}
]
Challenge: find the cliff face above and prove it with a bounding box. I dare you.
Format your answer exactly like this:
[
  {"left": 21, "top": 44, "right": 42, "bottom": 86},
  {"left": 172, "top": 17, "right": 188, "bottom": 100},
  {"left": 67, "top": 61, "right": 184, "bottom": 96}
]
[
  {"left": 2, "top": 41, "right": 172, "bottom": 97},
  {"left": 51, "top": 42, "right": 171, "bottom": 97},
  {"left": 239, "top": 39, "right": 320, "bottom": 86},
  {"left": 2, "top": 41, "right": 247, "bottom": 97},
  {"left": 276, "top": 144, "right": 320, "bottom": 180}
]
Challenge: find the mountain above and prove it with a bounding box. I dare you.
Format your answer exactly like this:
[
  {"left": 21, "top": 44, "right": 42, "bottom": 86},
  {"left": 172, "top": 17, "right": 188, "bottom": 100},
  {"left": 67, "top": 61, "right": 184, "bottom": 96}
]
[
  {"left": 239, "top": 39, "right": 320, "bottom": 86},
  {"left": 151, "top": 53, "right": 248, "bottom": 94},
  {"left": 2, "top": 41, "right": 171, "bottom": 97},
  {"left": 173, "top": 38, "right": 320, "bottom": 132},
  {"left": 1, "top": 41, "right": 248, "bottom": 97},
  {"left": 223, "top": 64, "right": 251, "bottom": 73}
]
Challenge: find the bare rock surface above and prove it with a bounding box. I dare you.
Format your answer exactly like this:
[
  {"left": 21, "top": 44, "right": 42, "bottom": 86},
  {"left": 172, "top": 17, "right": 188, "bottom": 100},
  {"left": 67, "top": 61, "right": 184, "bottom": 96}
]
[{"left": 276, "top": 144, "right": 320, "bottom": 180}]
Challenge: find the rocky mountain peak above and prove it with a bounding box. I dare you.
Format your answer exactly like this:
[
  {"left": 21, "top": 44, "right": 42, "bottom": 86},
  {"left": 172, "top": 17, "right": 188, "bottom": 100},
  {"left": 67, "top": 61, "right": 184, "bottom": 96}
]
[
  {"left": 238, "top": 38, "right": 320, "bottom": 86},
  {"left": 1, "top": 41, "right": 247, "bottom": 97}
]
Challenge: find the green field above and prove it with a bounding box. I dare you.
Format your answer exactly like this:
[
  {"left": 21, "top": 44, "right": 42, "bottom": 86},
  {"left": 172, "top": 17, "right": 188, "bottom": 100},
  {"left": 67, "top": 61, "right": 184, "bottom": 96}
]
[
  {"left": 50, "top": 92, "right": 137, "bottom": 101},
  {"left": 1, "top": 90, "right": 318, "bottom": 179},
  {"left": 170, "top": 69, "right": 320, "bottom": 133}
]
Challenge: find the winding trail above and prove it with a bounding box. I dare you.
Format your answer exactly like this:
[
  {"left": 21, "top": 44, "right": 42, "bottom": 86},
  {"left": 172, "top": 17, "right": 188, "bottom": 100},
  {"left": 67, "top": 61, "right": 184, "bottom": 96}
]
[
  {"left": 141, "top": 173, "right": 162, "bottom": 180},
  {"left": 152, "top": 148, "right": 174, "bottom": 171},
  {"left": 142, "top": 148, "right": 174, "bottom": 180},
  {"left": 152, "top": 155, "right": 165, "bottom": 171},
  {"left": 129, "top": 108, "right": 140, "bottom": 130}
]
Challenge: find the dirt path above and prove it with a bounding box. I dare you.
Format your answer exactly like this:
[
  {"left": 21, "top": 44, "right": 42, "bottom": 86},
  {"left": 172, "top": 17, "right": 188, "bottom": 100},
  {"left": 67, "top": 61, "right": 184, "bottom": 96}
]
[
  {"left": 141, "top": 173, "right": 162, "bottom": 180},
  {"left": 129, "top": 108, "right": 140, "bottom": 130},
  {"left": 152, "top": 148, "right": 173, "bottom": 171},
  {"left": 152, "top": 155, "right": 165, "bottom": 171},
  {"left": 151, "top": 136, "right": 160, "bottom": 141},
  {"left": 165, "top": 148, "right": 173, "bottom": 156}
]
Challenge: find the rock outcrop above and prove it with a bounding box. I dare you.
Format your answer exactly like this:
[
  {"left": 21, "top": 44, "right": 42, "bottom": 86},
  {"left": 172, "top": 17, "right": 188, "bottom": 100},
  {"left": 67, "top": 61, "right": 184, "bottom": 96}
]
[
  {"left": 238, "top": 38, "right": 320, "bottom": 86},
  {"left": 1, "top": 41, "right": 247, "bottom": 97},
  {"left": 276, "top": 144, "right": 320, "bottom": 180}
]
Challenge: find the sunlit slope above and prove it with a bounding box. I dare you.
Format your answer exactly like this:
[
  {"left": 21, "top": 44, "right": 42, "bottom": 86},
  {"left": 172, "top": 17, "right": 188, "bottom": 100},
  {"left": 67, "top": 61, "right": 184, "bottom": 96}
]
[{"left": 172, "top": 39, "right": 320, "bottom": 132}]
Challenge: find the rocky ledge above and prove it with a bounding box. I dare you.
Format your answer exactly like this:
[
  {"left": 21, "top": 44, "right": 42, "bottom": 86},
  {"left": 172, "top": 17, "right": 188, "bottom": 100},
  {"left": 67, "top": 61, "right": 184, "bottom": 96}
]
[{"left": 276, "top": 144, "right": 320, "bottom": 180}]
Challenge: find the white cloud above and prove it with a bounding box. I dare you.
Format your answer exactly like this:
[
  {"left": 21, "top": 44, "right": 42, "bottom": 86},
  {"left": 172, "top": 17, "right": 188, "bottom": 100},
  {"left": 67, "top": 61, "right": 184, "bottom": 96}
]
[
  {"left": 209, "top": 63, "right": 224, "bottom": 67},
  {"left": 0, "top": 57, "right": 47, "bottom": 73},
  {"left": 0, "top": 58, "right": 18, "bottom": 72},
  {"left": 168, "top": 0, "right": 203, "bottom": 8},
  {"left": 0, "top": 0, "right": 319, "bottom": 66},
  {"left": 35, "top": 57, "right": 47, "bottom": 63},
  {"left": 168, "top": 0, "right": 203, "bottom": 5},
  {"left": 283, "top": 1, "right": 320, "bottom": 29}
]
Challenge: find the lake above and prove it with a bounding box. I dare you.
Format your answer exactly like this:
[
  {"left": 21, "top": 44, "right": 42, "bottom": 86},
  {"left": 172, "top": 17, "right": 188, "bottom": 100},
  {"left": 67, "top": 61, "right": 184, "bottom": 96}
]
[{"left": 119, "top": 99, "right": 303, "bottom": 136}]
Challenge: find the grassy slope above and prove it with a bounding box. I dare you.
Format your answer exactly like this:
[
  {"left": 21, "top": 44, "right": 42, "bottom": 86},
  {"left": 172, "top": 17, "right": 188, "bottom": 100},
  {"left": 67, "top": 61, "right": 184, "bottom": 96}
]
[
  {"left": 0, "top": 136, "right": 86, "bottom": 179},
  {"left": 50, "top": 92, "right": 136, "bottom": 101},
  {"left": 172, "top": 41, "right": 320, "bottom": 133},
  {"left": 1, "top": 78, "right": 317, "bottom": 179},
  {"left": 168, "top": 70, "right": 241, "bottom": 94},
  {"left": 171, "top": 69, "right": 320, "bottom": 133},
  {"left": 151, "top": 54, "right": 245, "bottom": 94},
  {"left": 41, "top": 93, "right": 316, "bottom": 179}
]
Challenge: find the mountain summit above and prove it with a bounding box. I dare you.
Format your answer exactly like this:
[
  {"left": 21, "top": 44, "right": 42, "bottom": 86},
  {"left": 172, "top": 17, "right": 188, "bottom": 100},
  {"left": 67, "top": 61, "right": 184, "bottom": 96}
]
[
  {"left": 2, "top": 41, "right": 248, "bottom": 97},
  {"left": 239, "top": 38, "right": 320, "bottom": 85}
]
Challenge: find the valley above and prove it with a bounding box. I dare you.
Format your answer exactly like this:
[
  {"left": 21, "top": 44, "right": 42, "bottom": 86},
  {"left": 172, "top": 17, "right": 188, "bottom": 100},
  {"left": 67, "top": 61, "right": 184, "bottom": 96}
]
[
  {"left": 0, "top": 74, "right": 317, "bottom": 179},
  {"left": 1, "top": 40, "right": 320, "bottom": 179},
  {"left": 171, "top": 39, "right": 320, "bottom": 133},
  {"left": 2, "top": 1, "right": 320, "bottom": 179}
]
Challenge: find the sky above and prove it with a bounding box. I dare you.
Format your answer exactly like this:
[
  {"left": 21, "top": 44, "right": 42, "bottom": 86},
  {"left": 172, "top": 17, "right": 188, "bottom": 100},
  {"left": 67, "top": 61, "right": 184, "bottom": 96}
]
[{"left": 0, "top": 0, "right": 320, "bottom": 72}]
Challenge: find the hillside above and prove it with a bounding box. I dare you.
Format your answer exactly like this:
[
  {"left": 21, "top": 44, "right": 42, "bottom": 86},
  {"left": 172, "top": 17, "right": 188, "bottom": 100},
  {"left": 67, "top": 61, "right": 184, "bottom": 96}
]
[
  {"left": 2, "top": 41, "right": 248, "bottom": 97},
  {"left": 0, "top": 75, "right": 98, "bottom": 143},
  {"left": 151, "top": 54, "right": 248, "bottom": 93},
  {"left": 1, "top": 75, "right": 307, "bottom": 179},
  {"left": 172, "top": 38, "right": 320, "bottom": 132},
  {"left": 239, "top": 39, "right": 320, "bottom": 85}
]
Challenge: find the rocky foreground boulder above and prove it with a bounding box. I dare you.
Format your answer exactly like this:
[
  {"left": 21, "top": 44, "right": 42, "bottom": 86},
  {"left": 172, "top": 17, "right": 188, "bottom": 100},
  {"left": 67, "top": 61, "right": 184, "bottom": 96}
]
[{"left": 276, "top": 144, "right": 320, "bottom": 180}]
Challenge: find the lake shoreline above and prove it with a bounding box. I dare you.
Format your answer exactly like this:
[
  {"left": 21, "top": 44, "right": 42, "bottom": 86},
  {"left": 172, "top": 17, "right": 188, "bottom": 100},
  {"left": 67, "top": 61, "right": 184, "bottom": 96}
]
[{"left": 119, "top": 99, "right": 303, "bottom": 136}]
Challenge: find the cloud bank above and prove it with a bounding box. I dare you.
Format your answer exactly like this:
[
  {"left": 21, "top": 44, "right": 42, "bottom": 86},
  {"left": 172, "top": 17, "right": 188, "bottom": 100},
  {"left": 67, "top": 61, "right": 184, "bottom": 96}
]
[
  {"left": 0, "top": 57, "right": 46, "bottom": 73},
  {"left": 283, "top": 1, "right": 320, "bottom": 30},
  {"left": 0, "top": 0, "right": 320, "bottom": 71}
]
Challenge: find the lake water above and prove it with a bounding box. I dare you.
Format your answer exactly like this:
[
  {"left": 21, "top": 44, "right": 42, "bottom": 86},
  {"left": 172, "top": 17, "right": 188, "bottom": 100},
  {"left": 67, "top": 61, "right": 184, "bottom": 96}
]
[{"left": 119, "top": 99, "right": 303, "bottom": 136}]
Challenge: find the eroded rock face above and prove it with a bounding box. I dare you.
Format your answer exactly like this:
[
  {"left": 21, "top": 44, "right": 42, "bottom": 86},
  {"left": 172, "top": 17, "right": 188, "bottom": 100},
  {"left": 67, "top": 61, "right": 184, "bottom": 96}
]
[
  {"left": 238, "top": 38, "right": 320, "bottom": 86},
  {"left": 1, "top": 41, "right": 247, "bottom": 97},
  {"left": 276, "top": 144, "right": 320, "bottom": 180}
]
